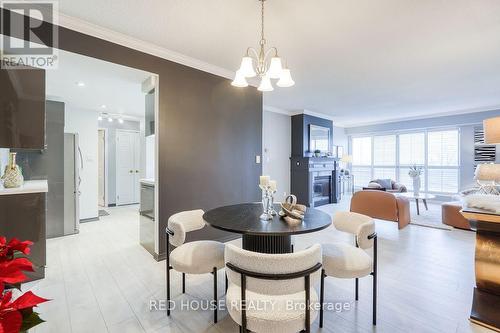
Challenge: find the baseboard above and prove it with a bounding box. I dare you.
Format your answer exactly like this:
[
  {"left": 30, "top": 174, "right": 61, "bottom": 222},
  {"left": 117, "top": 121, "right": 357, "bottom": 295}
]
[
  {"left": 80, "top": 217, "right": 99, "bottom": 223},
  {"left": 108, "top": 203, "right": 116, "bottom": 207}
]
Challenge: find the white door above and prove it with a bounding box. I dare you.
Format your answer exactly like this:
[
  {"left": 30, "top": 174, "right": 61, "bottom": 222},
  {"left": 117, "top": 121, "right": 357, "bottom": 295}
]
[{"left": 116, "top": 130, "right": 140, "bottom": 205}]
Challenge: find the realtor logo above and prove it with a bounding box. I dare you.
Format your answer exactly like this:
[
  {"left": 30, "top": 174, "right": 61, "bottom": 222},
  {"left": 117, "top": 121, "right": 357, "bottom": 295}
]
[{"left": 1, "top": 0, "right": 58, "bottom": 69}]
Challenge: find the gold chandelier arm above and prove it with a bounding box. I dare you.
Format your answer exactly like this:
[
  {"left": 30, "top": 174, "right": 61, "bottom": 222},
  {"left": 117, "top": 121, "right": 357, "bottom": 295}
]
[
  {"left": 246, "top": 47, "right": 259, "bottom": 60},
  {"left": 263, "top": 47, "right": 278, "bottom": 61}
]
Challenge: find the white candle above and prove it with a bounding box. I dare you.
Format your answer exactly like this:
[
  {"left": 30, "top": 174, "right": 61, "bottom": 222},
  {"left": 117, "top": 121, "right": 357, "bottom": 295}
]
[
  {"left": 259, "top": 176, "right": 270, "bottom": 187},
  {"left": 269, "top": 180, "right": 277, "bottom": 191}
]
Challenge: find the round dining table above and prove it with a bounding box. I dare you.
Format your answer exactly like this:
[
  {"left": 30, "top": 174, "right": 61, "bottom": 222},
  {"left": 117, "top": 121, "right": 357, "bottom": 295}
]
[{"left": 203, "top": 203, "right": 332, "bottom": 254}]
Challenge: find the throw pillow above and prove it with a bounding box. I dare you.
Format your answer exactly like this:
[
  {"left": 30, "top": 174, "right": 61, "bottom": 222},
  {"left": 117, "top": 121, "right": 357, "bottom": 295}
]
[{"left": 378, "top": 179, "right": 393, "bottom": 189}]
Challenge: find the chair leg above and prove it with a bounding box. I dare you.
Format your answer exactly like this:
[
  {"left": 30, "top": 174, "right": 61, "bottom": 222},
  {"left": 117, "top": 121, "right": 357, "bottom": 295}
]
[
  {"left": 373, "top": 235, "right": 378, "bottom": 326},
  {"left": 182, "top": 273, "right": 186, "bottom": 294},
  {"left": 225, "top": 271, "right": 228, "bottom": 294},
  {"left": 166, "top": 238, "right": 171, "bottom": 317},
  {"left": 355, "top": 278, "right": 359, "bottom": 301},
  {"left": 319, "top": 269, "right": 325, "bottom": 328},
  {"left": 373, "top": 272, "right": 377, "bottom": 326},
  {"left": 213, "top": 267, "right": 218, "bottom": 323}
]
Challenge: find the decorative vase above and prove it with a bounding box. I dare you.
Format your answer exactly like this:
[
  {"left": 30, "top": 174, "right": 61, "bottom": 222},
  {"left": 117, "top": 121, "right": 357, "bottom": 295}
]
[
  {"left": 412, "top": 176, "right": 421, "bottom": 196},
  {"left": 1, "top": 152, "right": 23, "bottom": 188},
  {"left": 259, "top": 187, "right": 273, "bottom": 220}
]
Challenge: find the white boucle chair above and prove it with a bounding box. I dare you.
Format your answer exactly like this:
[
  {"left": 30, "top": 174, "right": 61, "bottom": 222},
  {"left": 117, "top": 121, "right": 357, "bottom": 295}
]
[
  {"left": 320, "top": 211, "right": 377, "bottom": 327},
  {"left": 225, "top": 243, "right": 322, "bottom": 333},
  {"left": 165, "top": 209, "right": 225, "bottom": 323}
]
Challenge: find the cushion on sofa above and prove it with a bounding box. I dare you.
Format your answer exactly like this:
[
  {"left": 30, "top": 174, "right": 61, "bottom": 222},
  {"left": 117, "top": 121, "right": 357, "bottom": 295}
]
[{"left": 378, "top": 179, "right": 393, "bottom": 189}]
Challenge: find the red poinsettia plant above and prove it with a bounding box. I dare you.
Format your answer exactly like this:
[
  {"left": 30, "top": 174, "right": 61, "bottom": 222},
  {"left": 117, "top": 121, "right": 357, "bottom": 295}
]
[{"left": 0, "top": 237, "right": 49, "bottom": 333}]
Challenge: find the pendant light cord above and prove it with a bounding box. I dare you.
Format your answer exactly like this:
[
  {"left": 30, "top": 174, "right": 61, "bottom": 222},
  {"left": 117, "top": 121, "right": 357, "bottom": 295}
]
[{"left": 261, "top": 0, "right": 265, "bottom": 44}]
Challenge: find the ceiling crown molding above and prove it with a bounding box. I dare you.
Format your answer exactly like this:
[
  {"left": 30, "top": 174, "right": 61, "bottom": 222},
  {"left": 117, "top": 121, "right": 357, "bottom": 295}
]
[{"left": 58, "top": 13, "right": 236, "bottom": 80}]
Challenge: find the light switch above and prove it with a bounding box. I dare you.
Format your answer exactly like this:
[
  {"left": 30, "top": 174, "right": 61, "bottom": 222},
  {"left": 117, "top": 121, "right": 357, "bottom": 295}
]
[{"left": 256, "top": 155, "right": 261, "bottom": 164}]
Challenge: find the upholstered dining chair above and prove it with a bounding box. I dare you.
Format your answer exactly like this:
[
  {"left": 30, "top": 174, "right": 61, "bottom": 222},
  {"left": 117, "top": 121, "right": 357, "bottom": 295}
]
[
  {"left": 165, "top": 209, "right": 225, "bottom": 323},
  {"left": 225, "top": 243, "right": 322, "bottom": 333},
  {"left": 320, "top": 211, "right": 377, "bottom": 327}
]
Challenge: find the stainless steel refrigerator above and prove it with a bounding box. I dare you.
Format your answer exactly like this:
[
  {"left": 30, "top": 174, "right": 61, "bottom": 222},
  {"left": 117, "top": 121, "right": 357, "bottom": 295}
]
[{"left": 64, "top": 133, "right": 80, "bottom": 235}]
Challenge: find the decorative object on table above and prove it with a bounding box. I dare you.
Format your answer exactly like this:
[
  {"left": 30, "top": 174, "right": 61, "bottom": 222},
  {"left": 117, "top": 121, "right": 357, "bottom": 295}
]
[
  {"left": 259, "top": 176, "right": 277, "bottom": 220},
  {"left": 408, "top": 165, "right": 423, "bottom": 195},
  {"left": 279, "top": 194, "right": 307, "bottom": 224},
  {"left": 0, "top": 236, "right": 49, "bottom": 332},
  {"left": 463, "top": 194, "right": 500, "bottom": 214},
  {"left": 232, "top": 0, "right": 294, "bottom": 90},
  {"left": 483, "top": 116, "right": 500, "bottom": 144},
  {"left": 474, "top": 163, "right": 500, "bottom": 195},
  {"left": 1, "top": 152, "right": 24, "bottom": 188},
  {"left": 313, "top": 149, "right": 321, "bottom": 158}
]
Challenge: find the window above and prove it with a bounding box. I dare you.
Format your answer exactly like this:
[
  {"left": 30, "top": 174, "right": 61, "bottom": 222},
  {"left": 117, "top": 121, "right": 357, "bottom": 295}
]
[
  {"left": 427, "top": 130, "right": 459, "bottom": 193},
  {"left": 352, "top": 137, "right": 372, "bottom": 166},
  {"left": 350, "top": 129, "right": 460, "bottom": 194},
  {"left": 352, "top": 137, "right": 372, "bottom": 187},
  {"left": 373, "top": 135, "right": 396, "bottom": 166},
  {"left": 399, "top": 133, "right": 425, "bottom": 165}
]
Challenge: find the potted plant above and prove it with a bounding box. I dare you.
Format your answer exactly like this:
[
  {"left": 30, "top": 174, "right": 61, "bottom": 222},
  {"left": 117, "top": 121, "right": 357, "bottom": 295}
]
[
  {"left": 313, "top": 149, "right": 321, "bottom": 158},
  {"left": 0, "top": 236, "right": 49, "bottom": 332}
]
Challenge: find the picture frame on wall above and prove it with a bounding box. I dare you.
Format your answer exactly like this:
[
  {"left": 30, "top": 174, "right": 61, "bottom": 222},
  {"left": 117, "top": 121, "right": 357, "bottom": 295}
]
[{"left": 337, "top": 146, "right": 344, "bottom": 159}]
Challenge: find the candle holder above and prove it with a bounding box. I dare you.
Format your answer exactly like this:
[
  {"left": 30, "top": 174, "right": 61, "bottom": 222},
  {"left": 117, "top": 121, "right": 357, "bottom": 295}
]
[{"left": 259, "top": 185, "right": 275, "bottom": 220}]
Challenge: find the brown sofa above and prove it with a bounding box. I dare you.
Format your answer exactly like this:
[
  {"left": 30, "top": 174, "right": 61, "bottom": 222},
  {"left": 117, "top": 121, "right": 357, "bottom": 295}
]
[
  {"left": 442, "top": 201, "right": 471, "bottom": 230},
  {"left": 350, "top": 190, "right": 411, "bottom": 229}
]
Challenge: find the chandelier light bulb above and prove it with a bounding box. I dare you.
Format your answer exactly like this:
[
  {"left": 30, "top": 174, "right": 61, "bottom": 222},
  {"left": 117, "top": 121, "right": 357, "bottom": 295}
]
[
  {"left": 277, "top": 68, "right": 295, "bottom": 88},
  {"left": 98, "top": 115, "right": 103, "bottom": 121},
  {"left": 239, "top": 56, "right": 256, "bottom": 78},
  {"left": 267, "top": 57, "right": 283, "bottom": 79},
  {"left": 231, "top": 70, "right": 249, "bottom": 87},
  {"left": 258, "top": 75, "right": 274, "bottom": 92},
  {"left": 119, "top": 118, "right": 124, "bottom": 124}
]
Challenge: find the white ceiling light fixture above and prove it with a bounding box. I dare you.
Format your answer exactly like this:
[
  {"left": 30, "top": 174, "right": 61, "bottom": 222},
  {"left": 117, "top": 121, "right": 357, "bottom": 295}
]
[
  {"left": 118, "top": 118, "right": 124, "bottom": 124},
  {"left": 98, "top": 115, "right": 103, "bottom": 121},
  {"left": 108, "top": 117, "right": 113, "bottom": 122},
  {"left": 76, "top": 81, "right": 85, "bottom": 87},
  {"left": 232, "top": 0, "right": 294, "bottom": 91}
]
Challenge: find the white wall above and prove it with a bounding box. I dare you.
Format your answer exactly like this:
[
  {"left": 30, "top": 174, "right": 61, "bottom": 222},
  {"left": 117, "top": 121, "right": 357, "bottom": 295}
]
[
  {"left": 65, "top": 106, "right": 99, "bottom": 220},
  {"left": 263, "top": 111, "right": 291, "bottom": 199}
]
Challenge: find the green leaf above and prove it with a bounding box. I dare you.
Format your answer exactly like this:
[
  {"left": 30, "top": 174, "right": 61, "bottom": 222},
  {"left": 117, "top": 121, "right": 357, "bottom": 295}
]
[{"left": 19, "top": 311, "right": 45, "bottom": 331}]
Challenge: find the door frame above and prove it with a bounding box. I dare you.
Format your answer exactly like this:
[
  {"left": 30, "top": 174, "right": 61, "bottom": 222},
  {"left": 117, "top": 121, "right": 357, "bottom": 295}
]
[
  {"left": 97, "top": 128, "right": 108, "bottom": 207},
  {"left": 115, "top": 129, "right": 141, "bottom": 205}
]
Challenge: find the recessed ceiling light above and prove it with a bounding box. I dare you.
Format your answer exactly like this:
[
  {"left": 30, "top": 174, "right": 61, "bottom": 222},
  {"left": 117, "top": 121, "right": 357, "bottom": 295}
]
[
  {"left": 76, "top": 81, "right": 85, "bottom": 87},
  {"left": 118, "top": 118, "right": 124, "bottom": 124},
  {"left": 101, "top": 105, "right": 106, "bottom": 109},
  {"left": 108, "top": 117, "right": 113, "bottom": 122},
  {"left": 98, "top": 115, "right": 103, "bottom": 121}
]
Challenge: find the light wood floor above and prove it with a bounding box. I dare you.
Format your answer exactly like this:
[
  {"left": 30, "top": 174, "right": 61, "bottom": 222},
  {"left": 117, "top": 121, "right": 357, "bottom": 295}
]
[{"left": 27, "top": 202, "right": 492, "bottom": 333}]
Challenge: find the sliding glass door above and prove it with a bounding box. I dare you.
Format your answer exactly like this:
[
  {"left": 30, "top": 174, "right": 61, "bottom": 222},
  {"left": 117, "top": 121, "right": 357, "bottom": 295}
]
[{"left": 351, "top": 129, "right": 460, "bottom": 194}]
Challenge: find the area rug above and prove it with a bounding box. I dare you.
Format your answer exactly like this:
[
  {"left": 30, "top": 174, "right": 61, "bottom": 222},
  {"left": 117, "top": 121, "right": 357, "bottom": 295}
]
[{"left": 408, "top": 201, "right": 452, "bottom": 230}]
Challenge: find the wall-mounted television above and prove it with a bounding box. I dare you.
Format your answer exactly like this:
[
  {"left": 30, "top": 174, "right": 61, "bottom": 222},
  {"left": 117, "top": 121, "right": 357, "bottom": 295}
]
[{"left": 309, "top": 124, "right": 330, "bottom": 153}]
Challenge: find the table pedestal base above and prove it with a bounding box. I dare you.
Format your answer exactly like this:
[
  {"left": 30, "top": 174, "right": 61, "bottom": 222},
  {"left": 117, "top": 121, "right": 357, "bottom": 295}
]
[
  {"left": 242, "top": 234, "right": 292, "bottom": 254},
  {"left": 471, "top": 288, "right": 500, "bottom": 332}
]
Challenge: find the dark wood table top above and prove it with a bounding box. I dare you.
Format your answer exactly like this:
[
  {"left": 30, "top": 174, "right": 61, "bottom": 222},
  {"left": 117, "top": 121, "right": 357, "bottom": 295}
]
[{"left": 203, "top": 203, "right": 332, "bottom": 236}]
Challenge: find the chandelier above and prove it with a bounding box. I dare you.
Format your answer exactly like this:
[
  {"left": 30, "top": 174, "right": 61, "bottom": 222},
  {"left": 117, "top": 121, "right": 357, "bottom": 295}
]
[{"left": 232, "top": 0, "right": 295, "bottom": 91}]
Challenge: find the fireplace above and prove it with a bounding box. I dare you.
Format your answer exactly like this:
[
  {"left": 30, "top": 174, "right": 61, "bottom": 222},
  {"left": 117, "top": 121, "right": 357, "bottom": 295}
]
[{"left": 313, "top": 175, "right": 331, "bottom": 207}]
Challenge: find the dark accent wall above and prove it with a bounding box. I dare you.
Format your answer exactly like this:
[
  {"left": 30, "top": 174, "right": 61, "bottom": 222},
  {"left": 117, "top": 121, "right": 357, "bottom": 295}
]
[
  {"left": 1, "top": 10, "right": 263, "bottom": 257},
  {"left": 291, "top": 114, "right": 334, "bottom": 157}
]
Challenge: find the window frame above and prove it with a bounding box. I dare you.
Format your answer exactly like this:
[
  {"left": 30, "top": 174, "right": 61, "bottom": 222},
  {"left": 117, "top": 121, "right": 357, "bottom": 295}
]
[{"left": 349, "top": 127, "right": 461, "bottom": 194}]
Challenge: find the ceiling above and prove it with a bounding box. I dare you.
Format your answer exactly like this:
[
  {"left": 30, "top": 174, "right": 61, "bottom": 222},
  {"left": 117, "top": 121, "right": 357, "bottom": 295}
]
[
  {"left": 57, "top": 0, "right": 500, "bottom": 126},
  {"left": 46, "top": 49, "right": 152, "bottom": 118}
]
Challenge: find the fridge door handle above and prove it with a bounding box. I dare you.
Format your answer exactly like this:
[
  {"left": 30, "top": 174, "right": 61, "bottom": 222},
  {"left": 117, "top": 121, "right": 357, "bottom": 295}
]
[{"left": 78, "top": 146, "right": 84, "bottom": 169}]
